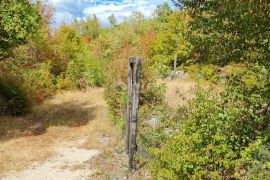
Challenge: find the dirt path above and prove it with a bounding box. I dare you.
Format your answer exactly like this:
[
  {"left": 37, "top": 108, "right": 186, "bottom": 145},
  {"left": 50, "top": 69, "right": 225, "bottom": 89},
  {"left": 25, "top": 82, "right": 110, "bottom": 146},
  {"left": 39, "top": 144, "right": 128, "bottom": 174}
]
[{"left": 0, "top": 88, "right": 138, "bottom": 179}]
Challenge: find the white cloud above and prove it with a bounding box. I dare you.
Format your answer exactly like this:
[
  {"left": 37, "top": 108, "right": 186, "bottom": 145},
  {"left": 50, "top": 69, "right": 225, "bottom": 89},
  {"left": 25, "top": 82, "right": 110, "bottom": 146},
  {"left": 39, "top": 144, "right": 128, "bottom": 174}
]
[{"left": 48, "top": 0, "right": 172, "bottom": 27}]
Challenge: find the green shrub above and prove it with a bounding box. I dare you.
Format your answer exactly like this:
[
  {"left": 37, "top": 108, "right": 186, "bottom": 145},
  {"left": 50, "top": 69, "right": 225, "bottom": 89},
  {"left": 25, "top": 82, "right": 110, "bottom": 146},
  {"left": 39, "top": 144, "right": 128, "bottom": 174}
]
[
  {"left": 55, "top": 73, "right": 76, "bottom": 90},
  {"left": 83, "top": 54, "right": 104, "bottom": 87},
  {"left": 184, "top": 64, "right": 219, "bottom": 83},
  {"left": 138, "top": 104, "right": 175, "bottom": 151},
  {"left": 65, "top": 51, "right": 104, "bottom": 88},
  {"left": 235, "top": 140, "right": 270, "bottom": 179},
  {"left": 0, "top": 78, "right": 29, "bottom": 115},
  {"left": 104, "top": 83, "right": 127, "bottom": 129},
  {"left": 22, "top": 63, "right": 56, "bottom": 104},
  {"left": 104, "top": 57, "right": 165, "bottom": 130},
  {"left": 149, "top": 64, "right": 270, "bottom": 179},
  {"left": 65, "top": 58, "right": 85, "bottom": 87}
]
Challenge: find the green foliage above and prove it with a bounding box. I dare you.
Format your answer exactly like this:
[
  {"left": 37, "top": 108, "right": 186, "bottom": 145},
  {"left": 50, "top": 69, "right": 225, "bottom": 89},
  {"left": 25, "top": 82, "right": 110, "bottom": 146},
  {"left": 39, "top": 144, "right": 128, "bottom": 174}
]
[
  {"left": 80, "top": 15, "right": 101, "bottom": 39},
  {"left": 184, "top": 64, "right": 219, "bottom": 83},
  {"left": 102, "top": 13, "right": 165, "bottom": 129},
  {"left": 0, "top": 77, "right": 29, "bottom": 115},
  {"left": 149, "top": 65, "right": 270, "bottom": 178},
  {"left": 235, "top": 140, "right": 270, "bottom": 179},
  {"left": 22, "top": 63, "right": 56, "bottom": 104},
  {"left": 173, "top": 0, "right": 270, "bottom": 66},
  {"left": 151, "top": 11, "right": 193, "bottom": 77},
  {"left": 83, "top": 57, "right": 104, "bottom": 87},
  {"left": 66, "top": 51, "right": 104, "bottom": 87},
  {"left": 52, "top": 23, "right": 84, "bottom": 75},
  {"left": 108, "top": 14, "right": 117, "bottom": 28},
  {"left": 138, "top": 104, "right": 174, "bottom": 151},
  {"left": 154, "top": 2, "right": 173, "bottom": 22},
  {"left": 0, "top": 0, "right": 40, "bottom": 58},
  {"left": 55, "top": 73, "right": 75, "bottom": 90}
]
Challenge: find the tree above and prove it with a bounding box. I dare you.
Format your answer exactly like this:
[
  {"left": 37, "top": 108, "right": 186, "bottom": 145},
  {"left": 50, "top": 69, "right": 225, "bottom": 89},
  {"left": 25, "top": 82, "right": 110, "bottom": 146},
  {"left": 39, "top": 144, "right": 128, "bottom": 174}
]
[
  {"left": 173, "top": 0, "right": 270, "bottom": 66},
  {"left": 152, "top": 11, "right": 193, "bottom": 76},
  {"left": 81, "top": 14, "right": 101, "bottom": 39},
  {"left": 108, "top": 14, "right": 117, "bottom": 28},
  {"left": 154, "top": 2, "right": 173, "bottom": 22},
  {"left": 52, "top": 23, "right": 83, "bottom": 75},
  {"left": 0, "top": 0, "right": 41, "bottom": 58}
]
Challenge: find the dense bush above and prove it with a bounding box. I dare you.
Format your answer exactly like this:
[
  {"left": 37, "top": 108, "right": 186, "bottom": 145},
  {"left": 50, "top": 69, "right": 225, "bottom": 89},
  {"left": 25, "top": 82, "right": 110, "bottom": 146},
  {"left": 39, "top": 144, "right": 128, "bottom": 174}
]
[
  {"left": 0, "top": 0, "right": 40, "bottom": 58},
  {"left": 151, "top": 10, "right": 193, "bottom": 77},
  {"left": 104, "top": 56, "right": 165, "bottom": 129},
  {"left": 184, "top": 64, "right": 219, "bottom": 83},
  {"left": 22, "top": 63, "right": 56, "bottom": 104},
  {"left": 173, "top": 1, "right": 270, "bottom": 66},
  {"left": 148, "top": 65, "right": 270, "bottom": 179},
  {"left": 102, "top": 13, "right": 165, "bottom": 129},
  {"left": 137, "top": 104, "right": 176, "bottom": 151},
  {"left": 0, "top": 77, "right": 29, "bottom": 115},
  {"left": 66, "top": 51, "right": 104, "bottom": 88}
]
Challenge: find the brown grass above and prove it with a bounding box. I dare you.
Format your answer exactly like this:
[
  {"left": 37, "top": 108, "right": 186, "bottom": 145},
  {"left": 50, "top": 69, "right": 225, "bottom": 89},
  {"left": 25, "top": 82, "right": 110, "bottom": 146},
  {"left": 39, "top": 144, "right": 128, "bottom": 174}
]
[
  {"left": 0, "top": 89, "right": 101, "bottom": 142},
  {"left": 0, "top": 88, "right": 114, "bottom": 174},
  {"left": 162, "top": 77, "right": 223, "bottom": 109},
  {"left": 0, "top": 88, "right": 149, "bottom": 179},
  {"left": 162, "top": 77, "right": 197, "bottom": 108}
]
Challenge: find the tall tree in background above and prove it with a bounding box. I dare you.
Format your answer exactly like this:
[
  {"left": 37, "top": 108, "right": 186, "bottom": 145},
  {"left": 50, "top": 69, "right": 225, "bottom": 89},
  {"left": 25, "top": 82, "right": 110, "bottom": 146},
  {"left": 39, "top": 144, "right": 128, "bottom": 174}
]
[
  {"left": 0, "top": 0, "right": 41, "bottom": 59},
  {"left": 108, "top": 14, "right": 118, "bottom": 28},
  {"left": 173, "top": 0, "right": 270, "bottom": 66},
  {"left": 154, "top": 2, "right": 173, "bottom": 22},
  {"left": 81, "top": 15, "right": 101, "bottom": 39},
  {"left": 152, "top": 10, "right": 192, "bottom": 76}
]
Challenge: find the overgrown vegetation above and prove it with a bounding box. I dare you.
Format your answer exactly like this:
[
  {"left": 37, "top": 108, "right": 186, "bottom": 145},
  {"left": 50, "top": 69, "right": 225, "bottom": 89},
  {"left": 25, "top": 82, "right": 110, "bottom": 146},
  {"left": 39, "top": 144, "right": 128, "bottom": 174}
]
[
  {"left": 0, "top": 1, "right": 104, "bottom": 115},
  {"left": 148, "top": 66, "right": 270, "bottom": 178},
  {"left": 1, "top": 0, "right": 270, "bottom": 178},
  {"left": 0, "top": 0, "right": 41, "bottom": 58},
  {"left": 145, "top": 1, "right": 270, "bottom": 179}
]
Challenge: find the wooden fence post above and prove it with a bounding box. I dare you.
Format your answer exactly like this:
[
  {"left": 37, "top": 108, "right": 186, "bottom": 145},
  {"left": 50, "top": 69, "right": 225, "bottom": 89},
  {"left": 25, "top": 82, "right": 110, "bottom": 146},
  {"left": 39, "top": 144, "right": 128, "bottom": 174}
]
[
  {"left": 126, "top": 56, "right": 142, "bottom": 171},
  {"left": 173, "top": 54, "right": 177, "bottom": 77},
  {"left": 126, "top": 58, "right": 133, "bottom": 153}
]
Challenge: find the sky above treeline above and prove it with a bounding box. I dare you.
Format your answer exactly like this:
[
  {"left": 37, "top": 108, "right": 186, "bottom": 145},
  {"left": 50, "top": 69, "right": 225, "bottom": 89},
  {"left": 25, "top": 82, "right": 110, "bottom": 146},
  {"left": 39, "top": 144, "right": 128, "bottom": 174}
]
[{"left": 48, "top": 0, "right": 173, "bottom": 27}]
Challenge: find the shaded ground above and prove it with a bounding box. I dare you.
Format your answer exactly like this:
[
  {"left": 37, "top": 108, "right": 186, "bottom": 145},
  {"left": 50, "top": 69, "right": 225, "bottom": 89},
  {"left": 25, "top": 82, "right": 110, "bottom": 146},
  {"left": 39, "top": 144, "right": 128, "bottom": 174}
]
[
  {"left": 0, "top": 88, "right": 149, "bottom": 179},
  {"left": 0, "top": 91, "right": 98, "bottom": 141}
]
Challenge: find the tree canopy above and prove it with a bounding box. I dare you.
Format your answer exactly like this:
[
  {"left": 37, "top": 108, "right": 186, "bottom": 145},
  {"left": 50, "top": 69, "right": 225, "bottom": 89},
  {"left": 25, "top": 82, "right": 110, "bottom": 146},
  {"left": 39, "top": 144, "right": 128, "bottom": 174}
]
[
  {"left": 0, "top": 0, "right": 41, "bottom": 58},
  {"left": 173, "top": 0, "right": 270, "bottom": 66}
]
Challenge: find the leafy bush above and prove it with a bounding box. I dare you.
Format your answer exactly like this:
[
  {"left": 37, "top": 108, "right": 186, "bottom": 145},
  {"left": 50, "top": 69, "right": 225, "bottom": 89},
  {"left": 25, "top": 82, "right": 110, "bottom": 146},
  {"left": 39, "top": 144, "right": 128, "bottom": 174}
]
[
  {"left": 151, "top": 11, "right": 193, "bottom": 77},
  {"left": 65, "top": 51, "right": 105, "bottom": 88},
  {"left": 82, "top": 54, "right": 104, "bottom": 87},
  {"left": 0, "top": 0, "right": 40, "bottom": 58},
  {"left": 173, "top": 0, "right": 270, "bottom": 66},
  {"left": 184, "top": 64, "right": 219, "bottom": 83},
  {"left": 22, "top": 63, "right": 56, "bottom": 104},
  {"left": 149, "top": 64, "right": 270, "bottom": 179},
  {"left": 102, "top": 14, "right": 165, "bottom": 129},
  {"left": 104, "top": 57, "right": 165, "bottom": 130},
  {"left": 55, "top": 73, "right": 76, "bottom": 90},
  {"left": 0, "top": 78, "right": 29, "bottom": 115},
  {"left": 235, "top": 140, "right": 270, "bottom": 179},
  {"left": 138, "top": 104, "right": 175, "bottom": 151}
]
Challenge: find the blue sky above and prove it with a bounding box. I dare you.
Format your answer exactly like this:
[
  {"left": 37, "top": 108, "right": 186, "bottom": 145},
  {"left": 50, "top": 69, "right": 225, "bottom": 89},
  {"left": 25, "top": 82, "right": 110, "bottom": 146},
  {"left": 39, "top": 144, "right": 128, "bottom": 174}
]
[{"left": 48, "top": 0, "right": 173, "bottom": 27}]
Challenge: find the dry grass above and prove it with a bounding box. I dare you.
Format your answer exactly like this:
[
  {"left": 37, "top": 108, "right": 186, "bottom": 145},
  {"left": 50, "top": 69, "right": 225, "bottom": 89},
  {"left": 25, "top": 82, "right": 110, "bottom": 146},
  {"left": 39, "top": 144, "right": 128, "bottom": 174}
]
[
  {"left": 0, "top": 88, "right": 116, "bottom": 174},
  {"left": 0, "top": 89, "right": 103, "bottom": 141},
  {"left": 162, "top": 77, "right": 223, "bottom": 108},
  {"left": 0, "top": 87, "right": 148, "bottom": 179},
  {"left": 162, "top": 77, "right": 197, "bottom": 108}
]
